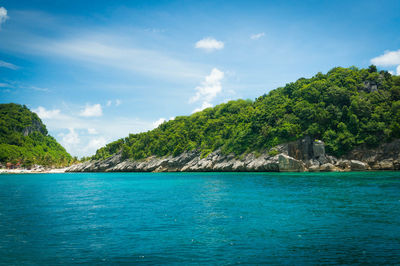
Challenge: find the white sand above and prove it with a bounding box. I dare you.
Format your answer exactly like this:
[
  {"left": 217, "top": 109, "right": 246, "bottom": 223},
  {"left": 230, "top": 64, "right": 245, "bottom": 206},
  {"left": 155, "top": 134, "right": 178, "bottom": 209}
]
[{"left": 0, "top": 167, "right": 67, "bottom": 174}]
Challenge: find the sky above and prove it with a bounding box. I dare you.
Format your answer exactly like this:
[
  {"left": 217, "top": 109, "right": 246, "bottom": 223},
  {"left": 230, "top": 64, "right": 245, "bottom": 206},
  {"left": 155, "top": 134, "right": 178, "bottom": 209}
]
[{"left": 0, "top": 0, "right": 400, "bottom": 157}]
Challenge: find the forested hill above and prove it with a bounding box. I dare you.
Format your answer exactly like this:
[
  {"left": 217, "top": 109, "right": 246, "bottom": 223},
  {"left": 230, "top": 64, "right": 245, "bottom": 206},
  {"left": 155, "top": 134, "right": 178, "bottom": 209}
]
[
  {"left": 93, "top": 66, "right": 400, "bottom": 161},
  {"left": 0, "top": 103, "right": 73, "bottom": 167}
]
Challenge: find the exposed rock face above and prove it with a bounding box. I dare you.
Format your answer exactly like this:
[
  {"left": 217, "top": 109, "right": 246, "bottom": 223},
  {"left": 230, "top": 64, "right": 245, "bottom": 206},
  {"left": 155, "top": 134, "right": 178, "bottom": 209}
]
[
  {"left": 66, "top": 137, "right": 400, "bottom": 173},
  {"left": 344, "top": 139, "right": 400, "bottom": 170},
  {"left": 67, "top": 150, "right": 304, "bottom": 173},
  {"left": 278, "top": 154, "right": 304, "bottom": 172},
  {"left": 363, "top": 80, "right": 379, "bottom": 93},
  {"left": 350, "top": 160, "right": 368, "bottom": 171},
  {"left": 319, "top": 163, "right": 338, "bottom": 172},
  {"left": 22, "top": 119, "right": 47, "bottom": 136}
]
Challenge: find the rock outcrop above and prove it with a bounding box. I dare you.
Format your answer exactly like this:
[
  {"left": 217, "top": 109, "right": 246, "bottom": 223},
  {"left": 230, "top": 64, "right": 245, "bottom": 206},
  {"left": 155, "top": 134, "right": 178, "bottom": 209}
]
[
  {"left": 343, "top": 139, "right": 400, "bottom": 170},
  {"left": 66, "top": 138, "right": 400, "bottom": 173},
  {"left": 67, "top": 149, "right": 305, "bottom": 173}
]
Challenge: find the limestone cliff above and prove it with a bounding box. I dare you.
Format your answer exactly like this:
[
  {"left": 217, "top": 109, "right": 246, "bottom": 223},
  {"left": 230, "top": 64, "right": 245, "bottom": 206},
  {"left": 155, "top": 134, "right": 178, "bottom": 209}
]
[{"left": 66, "top": 137, "right": 400, "bottom": 172}]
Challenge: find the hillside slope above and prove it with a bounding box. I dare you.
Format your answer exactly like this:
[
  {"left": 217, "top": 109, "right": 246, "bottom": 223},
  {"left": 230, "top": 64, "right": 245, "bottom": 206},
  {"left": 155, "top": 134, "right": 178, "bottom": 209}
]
[
  {"left": 92, "top": 66, "right": 400, "bottom": 163},
  {"left": 0, "top": 103, "right": 73, "bottom": 167}
]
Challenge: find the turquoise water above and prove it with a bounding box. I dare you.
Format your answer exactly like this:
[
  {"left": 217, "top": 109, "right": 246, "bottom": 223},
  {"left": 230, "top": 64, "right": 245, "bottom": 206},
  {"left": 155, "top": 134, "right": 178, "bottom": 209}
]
[{"left": 0, "top": 172, "right": 399, "bottom": 264}]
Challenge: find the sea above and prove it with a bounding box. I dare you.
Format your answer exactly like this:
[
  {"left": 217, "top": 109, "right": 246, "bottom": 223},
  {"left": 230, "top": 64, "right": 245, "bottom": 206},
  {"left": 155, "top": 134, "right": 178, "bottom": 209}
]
[{"left": 0, "top": 172, "right": 399, "bottom": 265}]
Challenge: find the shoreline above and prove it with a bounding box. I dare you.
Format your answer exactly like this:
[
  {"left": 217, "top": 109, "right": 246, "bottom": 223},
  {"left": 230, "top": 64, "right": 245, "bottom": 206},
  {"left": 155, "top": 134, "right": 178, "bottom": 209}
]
[
  {"left": 65, "top": 138, "right": 400, "bottom": 173},
  {"left": 0, "top": 168, "right": 67, "bottom": 174},
  {"left": 1, "top": 168, "right": 400, "bottom": 174},
  {"left": 1, "top": 168, "right": 399, "bottom": 174}
]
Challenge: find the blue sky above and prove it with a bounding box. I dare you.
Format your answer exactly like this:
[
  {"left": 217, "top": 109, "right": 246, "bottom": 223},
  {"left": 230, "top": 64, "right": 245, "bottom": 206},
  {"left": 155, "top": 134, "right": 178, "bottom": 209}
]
[{"left": 1, "top": 0, "right": 400, "bottom": 157}]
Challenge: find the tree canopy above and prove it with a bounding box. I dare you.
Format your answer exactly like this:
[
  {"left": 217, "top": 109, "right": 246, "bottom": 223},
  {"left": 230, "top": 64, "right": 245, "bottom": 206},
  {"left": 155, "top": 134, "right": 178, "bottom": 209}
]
[{"left": 0, "top": 103, "right": 73, "bottom": 167}]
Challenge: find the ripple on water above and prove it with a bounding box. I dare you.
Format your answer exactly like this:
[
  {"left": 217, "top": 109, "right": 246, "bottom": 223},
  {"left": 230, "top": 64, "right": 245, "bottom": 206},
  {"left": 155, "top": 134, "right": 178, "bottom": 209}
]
[{"left": 0, "top": 172, "right": 399, "bottom": 264}]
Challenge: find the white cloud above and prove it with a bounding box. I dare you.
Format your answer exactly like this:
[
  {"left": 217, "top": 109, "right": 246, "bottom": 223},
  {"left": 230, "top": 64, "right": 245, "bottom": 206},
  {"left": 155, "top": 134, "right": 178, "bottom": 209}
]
[
  {"left": 152, "top": 116, "right": 176, "bottom": 128},
  {"left": 190, "top": 68, "right": 224, "bottom": 105},
  {"left": 52, "top": 116, "right": 153, "bottom": 157},
  {"left": 80, "top": 103, "right": 102, "bottom": 117},
  {"left": 153, "top": 118, "right": 166, "bottom": 128},
  {"left": 0, "top": 60, "right": 18, "bottom": 70},
  {"left": 33, "top": 106, "right": 61, "bottom": 119},
  {"left": 190, "top": 68, "right": 224, "bottom": 113},
  {"left": 60, "top": 129, "right": 110, "bottom": 157},
  {"left": 192, "top": 101, "right": 213, "bottom": 113},
  {"left": 370, "top": 49, "right": 400, "bottom": 76},
  {"left": 61, "top": 128, "right": 80, "bottom": 146},
  {"left": 0, "top": 7, "right": 8, "bottom": 28},
  {"left": 35, "top": 104, "right": 155, "bottom": 157},
  {"left": 87, "top": 128, "right": 98, "bottom": 135},
  {"left": 115, "top": 99, "right": 121, "bottom": 106},
  {"left": 389, "top": 70, "right": 394, "bottom": 75},
  {"left": 85, "top": 137, "right": 107, "bottom": 152},
  {"left": 371, "top": 49, "right": 400, "bottom": 66},
  {"left": 195, "top": 37, "right": 224, "bottom": 52},
  {"left": 250, "top": 32, "right": 265, "bottom": 40},
  {"left": 106, "top": 100, "right": 112, "bottom": 107}
]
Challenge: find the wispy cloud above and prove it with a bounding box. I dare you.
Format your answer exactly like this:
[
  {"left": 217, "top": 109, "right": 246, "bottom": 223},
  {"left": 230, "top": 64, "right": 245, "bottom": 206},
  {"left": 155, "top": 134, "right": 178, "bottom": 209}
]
[
  {"left": 60, "top": 128, "right": 80, "bottom": 146},
  {"left": 58, "top": 128, "right": 108, "bottom": 157},
  {"left": 195, "top": 37, "right": 224, "bottom": 52},
  {"left": 0, "top": 9, "right": 207, "bottom": 82},
  {"left": 84, "top": 136, "right": 107, "bottom": 153},
  {"left": 80, "top": 103, "right": 103, "bottom": 117},
  {"left": 31, "top": 36, "right": 205, "bottom": 81},
  {"left": 190, "top": 68, "right": 224, "bottom": 112},
  {"left": 33, "top": 106, "right": 61, "bottom": 119},
  {"left": 144, "top": 28, "right": 166, "bottom": 33},
  {"left": 0, "top": 60, "right": 18, "bottom": 70},
  {"left": 0, "top": 81, "right": 52, "bottom": 93},
  {"left": 0, "top": 7, "right": 8, "bottom": 29},
  {"left": 0, "top": 82, "right": 11, "bottom": 87},
  {"left": 107, "top": 99, "right": 121, "bottom": 107},
  {"left": 250, "top": 32, "right": 265, "bottom": 40},
  {"left": 31, "top": 86, "right": 49, "bottom": 92},
  {"left": 87, "top": 128, "right": 98, "bottom": 135}
]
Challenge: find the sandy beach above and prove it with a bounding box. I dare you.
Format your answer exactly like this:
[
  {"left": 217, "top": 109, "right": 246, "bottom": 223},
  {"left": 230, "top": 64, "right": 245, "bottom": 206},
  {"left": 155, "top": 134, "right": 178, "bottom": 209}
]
[{"left": 0, "top": 168, "right": 68, "bottom": 174}]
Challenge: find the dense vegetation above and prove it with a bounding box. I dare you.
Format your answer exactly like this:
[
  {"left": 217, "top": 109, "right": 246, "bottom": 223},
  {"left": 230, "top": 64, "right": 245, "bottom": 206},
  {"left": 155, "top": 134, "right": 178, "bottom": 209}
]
[
  {"left": 0, "top": 103, "right": 73, "bottom": 167},
  {"left": 94, "top": 66, "right": 400, "bottom": 160}
]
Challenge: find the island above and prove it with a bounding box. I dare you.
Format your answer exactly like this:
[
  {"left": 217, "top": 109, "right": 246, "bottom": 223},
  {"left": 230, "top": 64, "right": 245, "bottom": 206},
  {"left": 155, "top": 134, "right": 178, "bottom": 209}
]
[
  {"left": 1, "top": 66, "right": 400, "bottom": 173},
  {"left": 67, "top": 66, "right": 400, "bottom": 172},
  {"left": 0, "top": 103, "right": 75, "bottom": 172}
]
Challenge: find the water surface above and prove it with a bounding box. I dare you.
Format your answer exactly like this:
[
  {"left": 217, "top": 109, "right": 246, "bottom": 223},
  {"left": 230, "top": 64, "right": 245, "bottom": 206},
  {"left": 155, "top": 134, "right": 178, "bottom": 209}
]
[{"left": 0, "top": 172, "right": 399, "bottom": 264}]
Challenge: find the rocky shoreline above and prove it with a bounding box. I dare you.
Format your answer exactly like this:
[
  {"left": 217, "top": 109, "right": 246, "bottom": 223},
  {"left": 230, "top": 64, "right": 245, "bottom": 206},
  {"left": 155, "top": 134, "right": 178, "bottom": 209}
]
[{"left": 66, "top": 137, "right": 400, "bottom": 173}]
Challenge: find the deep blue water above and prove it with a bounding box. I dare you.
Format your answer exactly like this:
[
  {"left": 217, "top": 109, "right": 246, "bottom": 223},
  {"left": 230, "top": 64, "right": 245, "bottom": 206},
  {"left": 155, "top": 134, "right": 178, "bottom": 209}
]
[{"left": 0, "top": 172, "right": 399, "bottom": 265}]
